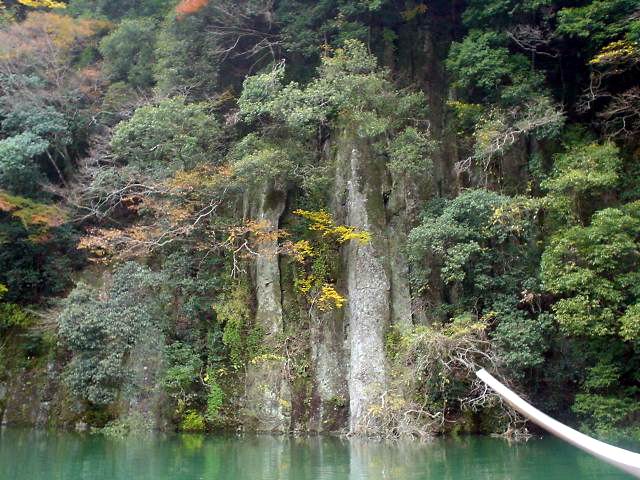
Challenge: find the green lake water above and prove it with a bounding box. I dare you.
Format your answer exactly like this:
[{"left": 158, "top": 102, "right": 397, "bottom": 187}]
[{"left": 0, "top": 428, "right": 636, "bottom": 480}]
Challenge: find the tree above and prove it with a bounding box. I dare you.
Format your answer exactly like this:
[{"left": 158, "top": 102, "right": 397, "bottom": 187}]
[
  {"left": 446, "top": 26, "right": 564, "bottom": 180},
  {"left": 110, "top": 97, "right": 222, "bottom": 174},
  {"left": 240, "top": 39, "right": 426, "bottom": 136},
  {"left": 461, "top": 0, "right": 553, "bottom": 30},
  {"left": 406, "top": 189, "right": 554, "bottom": 385},
  {"left": 58, "top": 262, "right": 168, "bottom": 405},
  {"left": 0, "top": 12, "right": 108, "bottom": 191},
  {"left": 17, "top": 0, "right": 66, "bottom": 7},
  {"left": 0, "top": 0, "right": 67, "bottom": 10},
  {"left": 2, "top": 106, "right": 73, "bottom": 187},
  {"left": 0, "top": 190, "right": 65, "bottom": 228},
  {"left": 99, "top": 18, "right": 157, "bottom": 89},
  {"left": 541, "top": 202, "right": 640, "bottom": 438},
  {"left": 0, "top": 283, "right": 31, "bottom": 331},
  {"left": 407, "top": 189, "right": 538, "bottom": 318},
  {"left": 542, "top": 138, "right": 621, "bottom": 225},
  {"left": 556, "top": 0, "right": 638, "bottom": 49},
  {"left": 75, "top": 96, "right": 229, "bottom": 264},
  {"left": 236, "top": 39, "right": 430, "bottom": 194},
  {"left": 68, "top": 0, "right": 172, "bottom": 20},
  {"left": 162, "top": 341, "right": 203, "bottom": 404},
  {"left": 153, "top": 8, "right": 221, "bottom": 96},
  {"left": 0, "top": 12, "right": 107, "bottom": 68},
  {"left": 155, "top": 0, "right": 279, "bottom": 96},
  {"left": 0, "top": 191, "right": 76, "bottom": 303},
  {"left": 290, "top": 209, "right": 370, "bottom": 312},
  {"left": 275, "top": 0, "right": 399, "bottom": 65},
  {"left": 0, "top": 133, "right": 49, "bottom": 195},
  {"left": 175, "top": 0, "right": 208, "bottom": 16},
  {"left": 465, "top": 96, "right": 564, "bottom": 176},
  {"left": 541, "top": 204, "right": 640, "bottom": 339},
  {"left": 579, "top": 24, "right": 640, "bottom": 138},
  {"left": 446, "top": 30, "right": 545, "bottom": 105}
]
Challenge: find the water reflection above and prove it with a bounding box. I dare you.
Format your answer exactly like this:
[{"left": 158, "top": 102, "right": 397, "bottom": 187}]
[{"left": 0, "top": 428, "right": 634, "bottom": 480}]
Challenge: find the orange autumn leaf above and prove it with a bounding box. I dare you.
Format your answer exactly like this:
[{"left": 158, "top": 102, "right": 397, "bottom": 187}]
[
  {"left": 0, "top": 12, "right": 109, "bottom": 62},
  {"left": 176, "top": 0, "right": 209, "bottom": 16},
  {"left": 0, "top": 195, "right": 14, "bottom": 213},
  {"left": 167, "top": 165, "right": 227, "bottom": 193},
  {"left": 0, "top": 191, "right": 65, "bottom": 228},
  {"left": 78, "top": 226, "right": 161, "bottom": 263},
  {"left": 27, "top": 213, "right": 64, "bottom": 227}
]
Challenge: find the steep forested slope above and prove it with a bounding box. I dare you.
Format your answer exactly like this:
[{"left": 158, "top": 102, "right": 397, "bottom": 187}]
[{"left": 0, "top": 0, "right": 638, "bottom": 440}]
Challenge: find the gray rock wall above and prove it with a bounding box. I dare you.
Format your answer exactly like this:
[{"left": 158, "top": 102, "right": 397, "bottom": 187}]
[
  {"left": 334, "top": 132, "right": 390, "bottom": 434},
  {"left": 242, "top": 183, "right": 292, "bottom": 432}
]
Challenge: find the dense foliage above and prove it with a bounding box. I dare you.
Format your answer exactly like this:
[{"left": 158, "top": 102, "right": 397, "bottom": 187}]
[{"left": 0, "top": 0, "right": 638, "bottom": 439}]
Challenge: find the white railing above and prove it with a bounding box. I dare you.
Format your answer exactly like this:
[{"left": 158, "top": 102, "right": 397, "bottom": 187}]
[{"left": 476, "top": 368, "right": 640, "bottom": 478}]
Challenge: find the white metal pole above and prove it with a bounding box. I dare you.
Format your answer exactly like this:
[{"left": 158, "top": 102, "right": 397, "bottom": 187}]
[{"left": 476, "top": 368, "right": 640, "bottom": 478}]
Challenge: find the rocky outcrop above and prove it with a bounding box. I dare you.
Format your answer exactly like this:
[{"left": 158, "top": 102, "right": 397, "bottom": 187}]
[
  {"left": 120, "top": 325, "right": 168, "bottom": 431},
  {"left": 334, "top": 131, "right": 391, "bottom": 434},
  {"left": 0, "top": 358, "right": 81, "bottom": 429},
  {"left": 309, "top": 307, "right": 349, "bottom": 432},
  {"left": 242, "top": 183, "right": 292, "bottom": 432}
]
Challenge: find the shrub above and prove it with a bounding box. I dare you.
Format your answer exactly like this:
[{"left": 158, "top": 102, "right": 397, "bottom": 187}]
[
  {"left": 111, "top": 97, "right": 222, "bottom": 174},
  {"left": 180, "top": 410, "right": 206, "bottom": 432},
  {"left": 58, "top": 262, "right": 167, "bottom": 405}
]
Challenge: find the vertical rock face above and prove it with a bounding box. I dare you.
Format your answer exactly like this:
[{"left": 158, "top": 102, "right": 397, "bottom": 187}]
[
  {"left": 309, "top": 307, "right": 348, "bottom": 432},
  {"left": 334, "top": 132, "right": 391, "bottom": 434},
  {"left": 243, "top": 183, "right": 291, "bottom": 432},
  {"left": 121, "top": 327, "right": 168, "bottom": 431},
  {"left": 386, "top": 172, "right": 422, "bottom": 328},
  {"left": 254, "top": 186, "right": 287, "bottom": 338},
  {"left": 0, "top": 358, "right": 81, "bottom": 429},
  {"left": 1, "top": 367, "right": 50, "bottom": 427}
]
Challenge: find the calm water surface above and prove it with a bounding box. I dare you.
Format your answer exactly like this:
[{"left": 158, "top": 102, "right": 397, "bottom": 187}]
[{"left": 0, "top": 428, "right": 636, "bottom": 480}]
